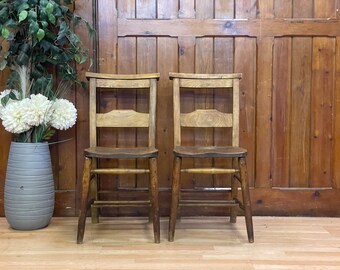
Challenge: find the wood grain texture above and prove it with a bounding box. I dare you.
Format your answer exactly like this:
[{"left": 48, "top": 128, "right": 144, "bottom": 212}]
[
  {"left": 136, "top": 1, "right": 157, "bottom": 189},
  {"left": 234, "top": 38, "right": 256, "bottom": 188},
  {"left": 290, "top": 37, "right": 312, "bottom": 187},
  {"left": 74, "top": 0, "right": 94, "bottom": 214},
  {"left": 157, "top": 36, "right": 178, "bottom": 188},
  {"left": 118, "top": 18, "right": 340, "bottom": 38},
  {"left": 271, "top": 37, "right": 291, "bottom": 187},
  {"left": 310, "top": 37, "right": 335, "bottom": 187},
  {"left": 289, "top": 0, "right": 313, "bottom": 187},
  {"left": 213, "top": 1, "right": 234, "bottom": 187},
  {"left": 235, "top": 0, "right": 257, "bottom": 19},
  {"left": 334, "top": 37, "right": 340, "bottom": 188},
  {"left": 178, "top": 0, "right": 195, "bottom": 18},
  {"left": 180, "top": 110, "right": 232, "bottom": 128},
  {"left": 2, "top": 0, "right": 340, "bottom": 217},
  {"left": 2, "top": 216, "right": 340, "bottom": 269},
  {"left": 255, "top": 37, "right": 273, "bottom": 188}
]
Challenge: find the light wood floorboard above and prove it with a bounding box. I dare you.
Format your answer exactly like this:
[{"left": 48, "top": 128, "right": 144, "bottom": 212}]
[{"left": 0, "top": 216, "right": 340, "bottom": 270}]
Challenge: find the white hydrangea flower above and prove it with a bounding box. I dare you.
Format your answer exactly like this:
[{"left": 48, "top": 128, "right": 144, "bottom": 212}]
[
  {"left": 23, "top": 94, "right": 53, "bottom": 126},
  {"left": 0, "top": 89, "right": 20, "bottom": 119},
  {"left": 1, "top": 99, "right": 31, "bottom": 134},
  {"left": 50, "top": 98, "right": 77, "bottom": 130}
]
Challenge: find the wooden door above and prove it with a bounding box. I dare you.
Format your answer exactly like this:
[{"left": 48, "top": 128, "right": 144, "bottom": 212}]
[{"left": 1, "top": 0, "right": 340, "bottom": 216}]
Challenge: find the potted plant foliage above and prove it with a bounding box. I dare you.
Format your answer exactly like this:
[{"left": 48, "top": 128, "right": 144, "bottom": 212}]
[{"left": 0, "top": 0, "right": 93, "bottom": 230}]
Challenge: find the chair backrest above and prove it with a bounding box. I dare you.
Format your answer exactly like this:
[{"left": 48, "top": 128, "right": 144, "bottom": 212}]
[
  {"left": 169, "top": 72, "right": 242, "bottom": 148},
  {"left": 86, "top": 72, "right": 160, "bottom": 148}
]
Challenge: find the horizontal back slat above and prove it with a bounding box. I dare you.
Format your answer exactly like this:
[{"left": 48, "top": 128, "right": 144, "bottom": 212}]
[
  {"left": 179, "top": 79, "right": 233, "bottom": 88},
  {"left": 86, "top": 72, "right": 160, "bottom": 80},
  {"left": 96, "top": 79, "right": 150, "bottom": 88},
  {"left": 181, "top": 109, "right": 233, "bottom": 127},
  {"left": 169, "top": 72, "right": 242, "bottom": 79},
  {"left": 96, "top": 110, "right": 149, "bottom": 127}
]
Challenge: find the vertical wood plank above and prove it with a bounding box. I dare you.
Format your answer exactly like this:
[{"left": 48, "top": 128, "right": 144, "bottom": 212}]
[
  {"left": 215, "top": 0, "right": 234, "bottom": 18},
  {"left": 157, "top": 2, "right": 178, "bottom": 189},
  {"left": 117, "top": 1, "right": 137, "bottom": 191},
  {"left": 234, "top": 38, "right": 256, "bottom": 188},
  {"left": 177, "top": 1, "right": 196, "bottom": 189},
  {"left": 136, "top": 0, "right": 156, "bottom": 18},
  {"left": 235, "top": 0, "right": 257, "bottom": 188},
  {"left": 74, "top": 0, "right": 94, "bottom": 214},
  {"left": 293, "top": 0, "right": 313, "bottom": 18},
  {"left": 178, "top": 36, "right": 196, "bottom": 189},
  {"left": 258, "top": 0, "right": 274, "bottom": 18},
  {"left": 334, "top": 36, "right": 340, "bottom": 188},
  {"left": 271, "top": 2, "right": 292, "bottom": 187},
  {"left": 290, "top": 38, "right": 312, "bottom": 187},
  {"left": 157, "top": 39, "right": 178, "bottom": 188},
  {"left": 290, "top": 1, "right": 313, "bottom": 187},
  {"left": 96, "top": 0, "right": 119, "bottom": 216},
  {"left": 0, "top": 68, "right": 11, "bottom": 216},
  {"left": 194, "top": 0, "right": 214, "bottom": 188},
  {"left": 178, "top": 0, "right": 195, "bottom": 18},
  {"left": 314, "top": 0, "right": 337, "bottom": 18},
  {"left": 256, "top": 38, "right": 273, "bottom": 188},
  {"left": 310, "top": 37, "right": 335, "bottom": 187},
  {"left": 116, "top": 37, "right": 137, "bottom": 190},
  {"left": 255, "top": 0, "right": 274, "bottom": 188},
  {"left": 158, "top": 0, "right": 178, "bottom": 19},
  {"left": 274, "top": 0, "right": 292, "bottom": 18},
  {"left": 136, "top": 0, "right": 157, "bottom": 189},
  {"left": 272, "top": 38, "right": 291, "bottom": 187},
  {"left": 311, "top": 1, "right": 336, "bottom": 187},
  {"left": 213, "top": 0, "right": 234, "bottom": 187},
  {"left": 235, "top": 0, "right": 257, "bottom": 18}
]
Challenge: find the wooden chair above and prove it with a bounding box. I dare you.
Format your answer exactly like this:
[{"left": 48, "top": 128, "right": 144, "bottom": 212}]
[
  {"left": 168, "top": 72, "right": 254, "bottom": 243},
  {"left": 77, "top": 72, "right": 160, "bottom": 244}
]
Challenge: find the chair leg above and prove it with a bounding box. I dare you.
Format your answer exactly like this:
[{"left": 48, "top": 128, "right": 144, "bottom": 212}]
[
  {"left": 90, "top": 169, "right": 99, "bottom": 224},
  {"left": 77, "top": 157, "right": 92, "bottom": 244},
  {"left": 149, "top": 157, "right": 160, "bottom": 243},
  {"left": 230, "top": 158, "right": 238, "bottom": 223},
  {"left": 168, "top": 156, "right": 181, "bottom": 242},
  {"left": 239, "top": 157, "right": 254, "bottom": 243}
]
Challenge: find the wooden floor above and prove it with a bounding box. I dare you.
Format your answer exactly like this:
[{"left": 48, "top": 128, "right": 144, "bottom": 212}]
[{"left": 0, "top": 216, "right": 339, "bottom": 269}]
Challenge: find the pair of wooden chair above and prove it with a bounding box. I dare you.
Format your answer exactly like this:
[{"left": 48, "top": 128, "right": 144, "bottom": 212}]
[{"left": 77, "top": 72, "right": 254, "bottom": 244}]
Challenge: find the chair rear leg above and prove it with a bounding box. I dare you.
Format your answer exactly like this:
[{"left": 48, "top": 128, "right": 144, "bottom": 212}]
[
  {"left": 149, "top": 157, "right": 160, "bottom": 243},
  {"left": 77, "top": 157, "right": 92, "bottom": 244},
  {"left": 168, "top": 156, "right": 181, "bottom": 242},
  {"left": 90, "top": 170, "right": 99, "bottom": 224},
  {"left": 239, "top": 157, "right": 254, "bottom": 243},
  {"left": 230, "top": 158, "right": 238, "bottom": 223}
]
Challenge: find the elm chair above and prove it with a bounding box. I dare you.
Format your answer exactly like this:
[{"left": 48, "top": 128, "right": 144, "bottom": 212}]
[
  {"left": 77, "top": 72, "right": 160, "bottom": 244},
  {"left": 168, "top": 72, "right": 254, "bottom": 243}
]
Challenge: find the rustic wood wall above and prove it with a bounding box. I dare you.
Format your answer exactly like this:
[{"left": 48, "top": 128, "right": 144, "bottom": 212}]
[{"left": 1, "top": 0, "right": 340, "bottom": 217}]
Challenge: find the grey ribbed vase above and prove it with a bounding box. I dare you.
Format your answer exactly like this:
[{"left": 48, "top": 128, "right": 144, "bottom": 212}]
[{"left": 4, "top": 142, "right": 54, "bottom": 230}]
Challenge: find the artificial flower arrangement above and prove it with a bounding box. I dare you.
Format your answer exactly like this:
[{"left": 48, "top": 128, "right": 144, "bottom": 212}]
[
  {"left": 0, "top": 65, "right": 77, "bottom": 142},
  {"left": 0, "top": 0, "right": 94, "bottom": 142}
]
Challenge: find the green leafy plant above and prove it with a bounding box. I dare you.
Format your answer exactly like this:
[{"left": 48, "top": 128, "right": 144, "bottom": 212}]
[{"left": 0, "top": 0, "right": 94, "bottom": 94}]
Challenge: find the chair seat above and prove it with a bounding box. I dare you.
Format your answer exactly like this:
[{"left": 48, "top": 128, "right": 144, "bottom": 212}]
[
  {"left": 174, "top": 146, "right": 247, "bottom": 158},
  {"left": 85, "top": 146, "right": 158, "bottom": 159}
]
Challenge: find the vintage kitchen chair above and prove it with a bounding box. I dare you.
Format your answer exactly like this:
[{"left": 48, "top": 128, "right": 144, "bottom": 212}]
[
  {"left": 77, "top": 72, "right": 160, "bottom": 244},
  {"left": 168, "top": 72, "right": 254, "bottom": 243}
]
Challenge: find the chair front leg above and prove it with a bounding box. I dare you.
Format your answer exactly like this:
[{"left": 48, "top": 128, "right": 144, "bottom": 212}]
[
  {"left": 168, "top": 156, "right": 181, "bottom": 242},
  {"left": 77, "top": 157, "right": 92, "bottom": 244},
  {"left": 149, "top": 157, "right": 160, "bottom": 243},
  {"left": 239, "top": 157, "right": 254, "bottom": 243}
]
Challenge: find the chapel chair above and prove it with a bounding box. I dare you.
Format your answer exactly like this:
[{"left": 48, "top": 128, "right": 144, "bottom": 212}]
[
  {"left": 77, "top": 72, "right": 160, "bottom": 244},
  {"left": 168, "top": 72, "right": 254, "bottom": 243}
]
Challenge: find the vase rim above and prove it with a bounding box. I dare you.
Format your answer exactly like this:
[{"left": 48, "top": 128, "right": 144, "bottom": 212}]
[{"left": 11, "top": 141, "right": 49, "bottom": 144}]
